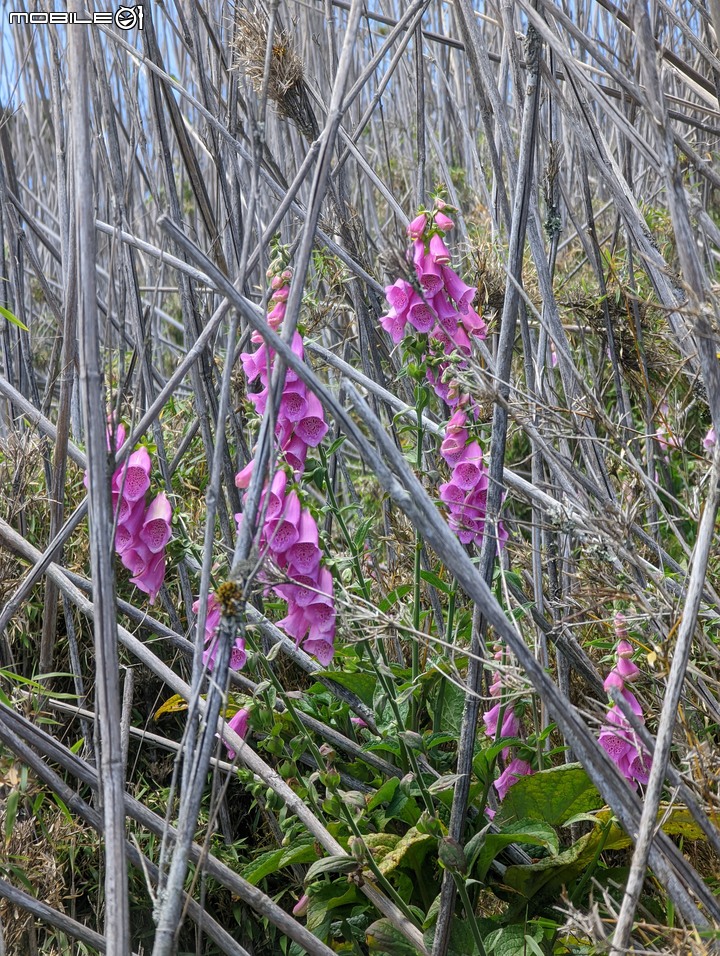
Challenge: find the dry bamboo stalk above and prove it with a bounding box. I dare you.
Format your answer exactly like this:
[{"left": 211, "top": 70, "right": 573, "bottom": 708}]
[{"left": 67, "top": 10, "right": 129, "bottom": 953}]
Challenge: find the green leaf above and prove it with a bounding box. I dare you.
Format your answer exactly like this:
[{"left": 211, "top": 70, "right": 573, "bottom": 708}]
[
  {"left": 305, "top": 854, "right": 357, "bottom": 881},
  {"left": 0, "top": 304, "right": 28, "bottom": 332},
  {"left": 486, "top": 924, "right": 544, "bottom": 956},
  {"left": 326, "top": 434, "right": 347, "bottom": 456},
  {"left": 4, "top": 789, "right": 19, "bottom": 842},
  {"left": 498, "top": 763, "right": 603, "bottom": 826},
  {"left": 474, "top": 820, "right": 559, "bottom": 883},
  {"left": 278, "top": 840, "right": 318, "bottom": 868},
  {"left": 314, "top": 669, "right": 376, "bottom": 707},
  {"left": 419, "top": 569, "right": 453, "bottom": 594},
  {"left": 242, "top": 848, "right": 284, "bottom": 885},
  {"left": 379, "top": 584, "right": 413, "bottom": 613},
  {"left": 306, "top": 882, "right": 362, "bottom": 933},
  {"left": 367, "top": 777, "right": 400, "bottom": 812},
  {"left": 367, "top": 918, "right": 419, "bottom": 954}
]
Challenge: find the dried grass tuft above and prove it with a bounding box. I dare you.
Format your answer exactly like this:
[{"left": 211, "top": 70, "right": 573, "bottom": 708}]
[{"left": 232, "top": 6, "right": 318, "bottom": 140}]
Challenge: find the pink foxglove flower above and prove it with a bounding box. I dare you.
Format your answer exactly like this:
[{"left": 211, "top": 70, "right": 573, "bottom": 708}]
[
  {"left": 483, "top": 703, "right": 520, "bottom": 740},
  {"left": 434, "top": 210, "right": 454, "bottom": 232},
  {"left": 598, "top": 629, "right": 652, "bottom": 789},
  {"left": 494, "top": 758, "right": 533, "bottom": 801},
  {"left": 195, "top": 591, "right": 246, "bottom": 673},
  {"left": 236, "top": 262, "right": 336, "bottom": 664},
  {"left": 407, "top": 213, "right": 428, "bottom": 240},
  {"left": 703, "top": 426, "right": 716, "bottom": 450},
  {"left": 112, "top": 447, "right": 151, "bottom": 501},
  {"left": 224, "top": 708, "right": 249, "bottom": 760},
  {"left": 140, "top": 493, "right": 173, "bottom": 553},
  {"left": 129, "top": 548, "right": 166, "bottom": 604},
  {"left": 89, "top": 428, "right": 172, "bottom": 603}
]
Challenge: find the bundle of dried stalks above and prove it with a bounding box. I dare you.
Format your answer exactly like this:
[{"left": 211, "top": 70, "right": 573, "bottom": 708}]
[{"left": 232, "top": 6, "right": 319, "bottom": 140}]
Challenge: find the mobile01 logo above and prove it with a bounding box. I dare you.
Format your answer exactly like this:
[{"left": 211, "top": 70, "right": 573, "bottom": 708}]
[{"left": 8, "top": 5, "right": 144, "bottom": 30}]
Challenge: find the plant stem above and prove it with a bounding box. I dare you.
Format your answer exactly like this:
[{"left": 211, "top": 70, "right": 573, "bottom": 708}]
[{"left": 452, "top": 873, "right": 487, "bottom": 956}]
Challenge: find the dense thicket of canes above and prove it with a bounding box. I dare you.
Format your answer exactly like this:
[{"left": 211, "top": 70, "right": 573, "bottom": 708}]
[{"left": 1, "top": 1, "right": 719, "bottom": 954}]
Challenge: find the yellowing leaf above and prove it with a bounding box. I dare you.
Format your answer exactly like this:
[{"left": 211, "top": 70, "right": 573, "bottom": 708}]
[
  {"left": 154, "top": 694, "right": 189, "bottom": 719},
  {"left": 377, "top": 827, "right": 435, "bottom": 876}
]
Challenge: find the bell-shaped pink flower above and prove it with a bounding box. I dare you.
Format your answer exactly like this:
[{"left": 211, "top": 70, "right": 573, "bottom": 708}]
[
  {"left": 295, "top": 392, "right": 328, "bottom": 447},
  {"left": 407, "top": 297, "right": 437, "bottom": 333},
  {"left": 380, "top": 308, "right": 407, "bottom": 344},
  {"left": 431, "top": 291, "right": 460, "bottom": 332},
  {"left": 140, "top": 493, "right": 173, "bottom": 553},
  {"left": 617, "top": 639, "right": 633, "bottom": 659},
  {"left": 460, "top": 307, "right": 487, "bottom": 338},
  {"left": 603, "top": 669, "right": 625, "bottom": 694},
  {"left": 266, "top": 490, "right": 301, "bottom": 553},
  {"left": 302, "top": 637, "right": 334, "bottom": 665},
  {"left": 235, "top": 458, "right": 255, "bottom": 489},
  {"left": 280, "top": 435, "right": 307, "bottom": 476},
  {"left": 414, "top": 245, "right": 444, "bottom": 297},
  {"left": 229, "top": 637, "right": 247, "bottom": 671},
  {"left": 703, "top": 426, "right": 716, "bottom": 449},
  {"left": 441, "top": 267, "right": 476, "bottom": 313},
  {"left": 277, "top": 604, "right": 310, "bottom": 644},
  {"left": 266, "top": 300, "right": 286, "bottom": 329},
  {"left": 434, "top": 211, "right": 454, "bottom": 232},
  {"left": 280, "top": 382, "right": 308, "bottom": 422},
  {"left": 452, "top": 442, "right": 484, "bottom": 490},
  {"left": 113, "top": 447, "right": 152, "bottom": 502},
  {"left": 262, "top": 470, "right": 288, "bottom": 522},
  {"left": 286, "top": 509, "right": 322, "bottom": 576},
  {"left": 385, "top": 278, "right": 414, "bottom": 315},
  {"left": 616, "top": 655, "right": 640, "bottom": 682},
  {"left": 119, "top": 541, "right": 150, "bottom": 577},
  {"left": 494, "top": 758, "right": 533, "bottom": 801},
  {"left": 429, "top": 233, "right": 451, "bottom": 265},
  {"left": 240, "top": 342, "right": 273, "bottom": 385},
  {"left": 483, "top": 703, "right": 520, "bottom": 740},
  {"left": 115, "top": 497, "right": 146, "bottom": 554},
  {"left": 224, "top": 708, "right": 249, "bottom": 760},
  {"left": 130, "top": 549, "right": 166, "bottom": 604},
  {"left": 106, "top": 423, "right": 127, "bottom": 452},
  {"left": 407, "top": 213, "right": 428, "bottom": 240}
]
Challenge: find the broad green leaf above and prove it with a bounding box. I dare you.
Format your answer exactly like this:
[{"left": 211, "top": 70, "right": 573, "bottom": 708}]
[
  {"left": 498, "top": 764, "right": 602, "bottom": 826},
  {"left": 428, "top": 678, "right": 466, "bottom": 735},
  {"left": 423, "top": 918, "right": 478, "bottom": 956},
  {"left": 474, "top": 820, "right": 559, "bottom": 882},
  {"left": 307, "top": 882, "right": 361, "bottom": 932},
  {"left": 242, "top": 848, "right": 284, "bottom": 885},
  {"left": 278, "top": 840, "right": 318, "bottom": 868},
  {"left": 367, "top": 776, "right": 399, "bottom": 812},
  {"left": 497, "top": 805, "right": 707, "bottom": 911},
  {"left": 486, "top": 923, "right": 544, "bottom": 956},
  {"left": 0, "top": 304, "right": 28, "bottom": 332},
  {"left": 378, "top": 584, "right": 413, "bottom": 613},
  {"left": 314, "top": 669, "right": 376, "bottom": 707},
  {"left": 367, "top": 918, "right": 419, "bottom": 954},
  {"left": 419, "top": 569, "right": 453, "bottom": 594}
]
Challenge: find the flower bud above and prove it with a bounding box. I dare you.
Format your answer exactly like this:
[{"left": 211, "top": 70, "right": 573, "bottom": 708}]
[
  {"left": 438, "top": 836, "right": 467, "bottom": 874},
  {"left": 407, "top": 213, "right": 428, "bottom": 240},
  {"left": 292, "top": 893, "right": 309, "bottom": 917}
]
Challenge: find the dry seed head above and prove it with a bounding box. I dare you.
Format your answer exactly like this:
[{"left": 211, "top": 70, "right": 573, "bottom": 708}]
[{"left": 232, "top": 8, "right": 317, "bottom": 138}]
